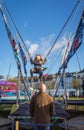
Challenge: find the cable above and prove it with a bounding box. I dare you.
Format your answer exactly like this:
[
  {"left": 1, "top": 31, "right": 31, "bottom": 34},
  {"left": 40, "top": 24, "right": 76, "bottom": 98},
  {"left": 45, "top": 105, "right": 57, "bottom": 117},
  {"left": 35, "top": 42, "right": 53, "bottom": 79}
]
[
  {"left": 76, "top": 52, "right": 81, "bottom": 71},
  {"left": 1, "top": 0, "right": 31, "bottom": 59},
  {"left": 6, "top": 61, "right": 12, "bottom": 81},
  {"left": 45, "top": 0, "right": 80, "bottom": 58}
]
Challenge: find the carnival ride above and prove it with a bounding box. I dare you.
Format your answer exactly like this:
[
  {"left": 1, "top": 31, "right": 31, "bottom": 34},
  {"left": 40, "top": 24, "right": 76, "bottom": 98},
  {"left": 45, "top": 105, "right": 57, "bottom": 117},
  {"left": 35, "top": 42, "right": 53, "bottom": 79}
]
[
  {"left": 0, "top": 80, "right": 16, "bottom": 87},
  {"left": 0, "top": 0, "right": 83, "bottom": 100},
  {"left": 0, "top": 80, "right": 17, "bottom": 97},
  {"left": 0, "top": 0, "right": 84, "bottom": 129},
  {"left": 0, "top": 0, "right": 84, "bottom": 102}
]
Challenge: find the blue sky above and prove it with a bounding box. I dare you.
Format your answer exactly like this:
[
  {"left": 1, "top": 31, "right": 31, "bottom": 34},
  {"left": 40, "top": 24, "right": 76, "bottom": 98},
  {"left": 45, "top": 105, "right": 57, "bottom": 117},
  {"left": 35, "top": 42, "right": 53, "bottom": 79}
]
[{"left": 0, "top": 0, "right": 84, "bottom": 78}]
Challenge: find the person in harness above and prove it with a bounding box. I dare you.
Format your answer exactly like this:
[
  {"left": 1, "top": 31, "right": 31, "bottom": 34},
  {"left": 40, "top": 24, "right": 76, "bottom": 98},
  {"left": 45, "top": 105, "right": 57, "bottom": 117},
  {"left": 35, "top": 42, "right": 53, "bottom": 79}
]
[{"left": 30, "top": 54, "right": 47, "bottom": 81}]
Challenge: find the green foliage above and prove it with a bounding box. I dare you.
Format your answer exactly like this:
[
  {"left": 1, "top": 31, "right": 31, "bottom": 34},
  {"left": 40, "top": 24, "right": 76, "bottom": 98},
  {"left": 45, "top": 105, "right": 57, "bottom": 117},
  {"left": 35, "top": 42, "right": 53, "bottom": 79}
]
[
  {"left": 70, "top": 78, "right": 81, "bottom": 90},
  {"left": 0, "top": 75, "right": 4, "bottom": 79}
]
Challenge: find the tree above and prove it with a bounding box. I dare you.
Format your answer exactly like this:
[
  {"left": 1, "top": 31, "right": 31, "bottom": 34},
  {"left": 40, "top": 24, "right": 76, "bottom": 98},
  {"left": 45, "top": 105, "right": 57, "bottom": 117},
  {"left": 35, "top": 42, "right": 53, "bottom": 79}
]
[{"left": 0, "top": 75, "right": 4, "bottom": 79}]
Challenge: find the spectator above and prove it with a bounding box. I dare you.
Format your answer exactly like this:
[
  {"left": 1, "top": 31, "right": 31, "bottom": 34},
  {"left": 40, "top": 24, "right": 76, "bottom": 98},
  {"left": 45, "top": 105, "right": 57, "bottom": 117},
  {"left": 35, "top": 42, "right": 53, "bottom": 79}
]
[{"left": 29, "top": 83, "right": 55, "bottom": 130}]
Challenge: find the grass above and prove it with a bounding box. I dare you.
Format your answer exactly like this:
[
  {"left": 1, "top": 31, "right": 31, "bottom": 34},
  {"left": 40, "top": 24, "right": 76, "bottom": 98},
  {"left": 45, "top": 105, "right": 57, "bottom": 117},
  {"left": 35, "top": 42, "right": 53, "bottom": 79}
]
[
  {"left": 67, "top": 105, "right": 84, "bottom": 111},
  {"left": 68, "top": 97, "right": 84, "bottom": 100},
  {"left": 0, "top": 96, "right": 84, "bottom": 112},
  {"left": 55, "top": 96, "right": 84, "bottom": 101}
]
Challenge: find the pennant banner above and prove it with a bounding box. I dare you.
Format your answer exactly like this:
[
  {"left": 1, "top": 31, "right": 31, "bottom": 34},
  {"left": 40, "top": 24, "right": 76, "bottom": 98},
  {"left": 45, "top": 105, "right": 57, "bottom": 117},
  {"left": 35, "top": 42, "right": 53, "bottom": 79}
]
[
  {"left": 60, "top": 10, "right": 84, "bottom": 69},
  {"left": 0, "top": 7, "right": 21, "bottom": 68},
  {"left": 18, "top": 42, "right": 27, "bottom": 74}
]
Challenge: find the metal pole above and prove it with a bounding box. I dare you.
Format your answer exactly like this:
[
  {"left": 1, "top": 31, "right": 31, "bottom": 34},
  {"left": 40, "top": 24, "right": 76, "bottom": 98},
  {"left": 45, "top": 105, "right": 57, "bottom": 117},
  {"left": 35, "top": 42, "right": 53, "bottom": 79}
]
[
  {"left": 64, "top": 70, "right": 67, "bottom": 109},
  {"left": 15, "top": 121, "right": 19, "bottom": 130},
  {"left": 16, "top": 69, "right": 20, "bottom": 107}
]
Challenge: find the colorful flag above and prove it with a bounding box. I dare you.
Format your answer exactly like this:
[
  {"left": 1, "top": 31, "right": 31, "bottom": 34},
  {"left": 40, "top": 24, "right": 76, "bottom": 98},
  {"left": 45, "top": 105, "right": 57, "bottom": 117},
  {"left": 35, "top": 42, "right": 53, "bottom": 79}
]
[
  {"left": 0, "top": 7, "right": 21, "bottom": 68},
  {"left": 18, "top": 42, "right": 27, "bottom": 74},
  {"left": 60, "top": 10, "right": 84, "bottom": 69}
]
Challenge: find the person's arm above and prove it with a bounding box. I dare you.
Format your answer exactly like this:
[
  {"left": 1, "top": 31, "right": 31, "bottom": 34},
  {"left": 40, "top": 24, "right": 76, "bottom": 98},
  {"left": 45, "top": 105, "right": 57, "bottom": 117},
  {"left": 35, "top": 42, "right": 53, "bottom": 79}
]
[
  {"left": 29, "top": 97, "right": 34, "bottom": 117},
  {"left": 50, "top": 97, "right": 55, "bottom": 117},
  {"left": 40, "top": 58, "right": 47, "bottom": 64}
]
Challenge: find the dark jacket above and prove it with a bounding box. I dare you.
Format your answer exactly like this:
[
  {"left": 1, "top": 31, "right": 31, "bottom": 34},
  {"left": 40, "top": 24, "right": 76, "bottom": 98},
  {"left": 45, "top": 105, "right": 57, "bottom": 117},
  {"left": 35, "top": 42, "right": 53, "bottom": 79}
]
[
  {"left": 30, "top": 58, "right": 46, "bottom": 69},
  {"left": 29, "top": 92, "right": 55, "bottom": 124}
]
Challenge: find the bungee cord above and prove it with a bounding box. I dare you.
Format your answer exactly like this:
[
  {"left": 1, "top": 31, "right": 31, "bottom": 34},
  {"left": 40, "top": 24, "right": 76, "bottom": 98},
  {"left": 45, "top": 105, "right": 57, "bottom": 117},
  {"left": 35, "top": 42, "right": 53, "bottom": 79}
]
[
  {"left": 53, "top": 9, "right": 84, "bottom": 99},
  {"left": 45, "top": 2, "right": 80, "bottom": 75},
  {"left": 75, "top": 52, "right": 81, "bottom": 71},
  {"left": 0, "top": 6, "right": 31, "bottom": 101},
  {"left": 44, "top": 0, "right": 81, "bottom": 85},
  {"left": 45, "top": 0, "right": 80, "bottom": 59},
  {"left": 1, "top": 0, "right": 31, "bottom": 59},
  {"left": 47, "top": 48, "right": 62, "bottom": 74}
]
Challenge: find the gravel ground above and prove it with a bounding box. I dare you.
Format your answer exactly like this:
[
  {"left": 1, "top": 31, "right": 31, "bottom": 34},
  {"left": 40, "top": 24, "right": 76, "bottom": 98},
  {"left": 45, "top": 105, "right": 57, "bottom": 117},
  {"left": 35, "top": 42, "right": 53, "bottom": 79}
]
[{"left": 63, "top": 116, "right": 84, "bottom": 130}]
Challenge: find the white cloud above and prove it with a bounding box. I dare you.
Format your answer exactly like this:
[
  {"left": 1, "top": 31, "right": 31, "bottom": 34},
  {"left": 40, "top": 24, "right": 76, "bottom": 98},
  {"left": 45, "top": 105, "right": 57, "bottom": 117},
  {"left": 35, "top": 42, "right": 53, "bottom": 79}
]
[
  {"left": 24, "top": 33, "right": 81, "bottom": 75},
  {"left": 25, "top": 34, "right": 69, "bottom": 60},
  {"left": 24, "top": 34, "right": 73, "bottom": 74},
  {"left": 25, "top": 34, "right": 55, "bottom": 58},
  {"left": 25, "top": 40, "right": 31, "bottom": 46},
  {"left": 52, "top": 36, "right": 67, "bottom": 51},
  {"left": 37, "top": 34, "right": 55, "bottom": 58},
  {"left": 25, "top": 40, "right": 38, "bottom": 58},
  {"left": 29, "top": 43, "right": 39, "bottom": 56}
]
